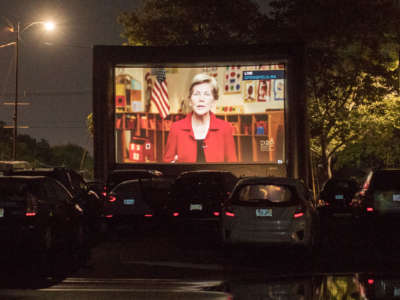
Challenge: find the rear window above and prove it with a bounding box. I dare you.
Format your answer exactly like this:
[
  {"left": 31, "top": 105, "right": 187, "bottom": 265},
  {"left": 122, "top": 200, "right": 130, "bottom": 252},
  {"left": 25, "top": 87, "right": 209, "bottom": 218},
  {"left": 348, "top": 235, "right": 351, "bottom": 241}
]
[
  {"left": 0, "top": 180, "right": 41, "bottom": 203},
  {"left": 371, "top": 171, "right": 400, "bottom": 190},
  {"left": 174, "top": 173, "right": 236, "bottom": 193},
  {"left": 108, "top": 170, "right": 162, "bottom": 187},
  {"left": 234, "top": 184, "right": 297, "bottom": 205}
]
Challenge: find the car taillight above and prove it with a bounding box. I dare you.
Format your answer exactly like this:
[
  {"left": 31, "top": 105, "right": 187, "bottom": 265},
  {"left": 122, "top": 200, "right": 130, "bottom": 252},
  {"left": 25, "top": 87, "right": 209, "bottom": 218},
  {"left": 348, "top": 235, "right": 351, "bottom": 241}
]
[
  {"left": 105, "top": 214, "right": 113, "bottom": 218},
  {"left": 293, "top": 212, "right": 304, "bottom": 218},
  {"left": 173, "top": 212, "right": 179, "bottom": 217},
  {"left": 26, "top": 196, "right": 38, "bottom": 217},
  {"left": 144, "top": 214, "right": 153, "bottom": 218},
  {"left": 224, "top": 206, "right": 235, "bottom": 217},
  {"left": 108, "top": 195, "right": 116, "bottom": 202},
  {"left": 213, "top": 211, "right": 220, "bottom": 217},
  {"left": 366, "top": 207, "right": 374, "bottom": 212},
  {"left": 293, "top": 207, "right": 304, "bottom": 219}
]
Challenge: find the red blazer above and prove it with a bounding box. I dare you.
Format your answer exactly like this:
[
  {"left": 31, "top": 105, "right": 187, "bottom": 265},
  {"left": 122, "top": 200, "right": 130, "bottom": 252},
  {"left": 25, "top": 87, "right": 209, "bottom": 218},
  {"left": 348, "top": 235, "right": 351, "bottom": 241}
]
[{"left": 163, "top": 113, "right": 237, "bottom": 163}]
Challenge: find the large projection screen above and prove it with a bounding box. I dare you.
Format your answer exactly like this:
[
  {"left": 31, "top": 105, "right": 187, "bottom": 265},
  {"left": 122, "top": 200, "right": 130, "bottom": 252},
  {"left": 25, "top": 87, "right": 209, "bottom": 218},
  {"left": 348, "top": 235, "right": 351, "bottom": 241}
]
[
  {"left": 93, "top": 44, "right": 308, "bottom": 182},
  {"left": 114, "top": 64, "right": 286, "bottom": 165}
]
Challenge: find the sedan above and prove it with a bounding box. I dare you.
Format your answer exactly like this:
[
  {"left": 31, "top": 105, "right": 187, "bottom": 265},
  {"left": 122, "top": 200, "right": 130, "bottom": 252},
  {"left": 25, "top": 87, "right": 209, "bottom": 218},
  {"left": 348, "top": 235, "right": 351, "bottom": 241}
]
[{"left": 220, "top": 176, "right": 318, "bottom": 252}]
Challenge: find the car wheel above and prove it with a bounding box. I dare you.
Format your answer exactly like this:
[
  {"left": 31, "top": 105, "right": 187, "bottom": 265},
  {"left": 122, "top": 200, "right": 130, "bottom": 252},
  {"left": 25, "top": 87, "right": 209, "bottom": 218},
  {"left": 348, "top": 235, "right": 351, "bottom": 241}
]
[
  {"left": 43, "top": 226, "right": 53, "bottom": 252},
  {"left": 76, "top": 223, "right": 87, "bottom": 249}
]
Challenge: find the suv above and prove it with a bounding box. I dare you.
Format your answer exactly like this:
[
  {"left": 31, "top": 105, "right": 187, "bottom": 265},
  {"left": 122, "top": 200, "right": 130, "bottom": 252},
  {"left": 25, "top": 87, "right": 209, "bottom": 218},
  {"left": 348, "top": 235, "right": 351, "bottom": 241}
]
[
  {"left": 0, "top": 176, "right": 85, "bottom": 260},
  {"left": 354, "top": 169, "right": 400, "bottom": 218},
  {"left": 353, "top": 168, "right": 400, "bottom": 248},
  {"left": 166, "top": 170, "right": 238, "bottom": 232},
  {"left": 0, "top": 161, "right": 32, "bottom": 174},
  {"left": 7, "top": 167, "right": 103, "bottom": 232},
  {"left": 106, "top": 169, "right": 164, "bottom": 192},
  {"left": 317, "top": 177, "right": 359, "bottom": 219}
]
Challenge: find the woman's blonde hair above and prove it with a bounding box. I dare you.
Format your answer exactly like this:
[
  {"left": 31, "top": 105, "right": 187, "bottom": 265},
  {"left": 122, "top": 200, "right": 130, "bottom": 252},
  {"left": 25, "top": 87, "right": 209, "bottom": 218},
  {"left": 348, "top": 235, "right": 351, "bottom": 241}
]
[{"left": 189, "top": 73, "right": 219, "bottom": 100}]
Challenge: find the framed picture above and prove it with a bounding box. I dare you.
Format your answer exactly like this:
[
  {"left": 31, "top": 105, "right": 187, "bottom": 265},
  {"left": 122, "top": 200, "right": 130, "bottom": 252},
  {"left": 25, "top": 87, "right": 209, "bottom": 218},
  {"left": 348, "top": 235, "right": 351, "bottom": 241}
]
[
  {"left": 257, "top": 80, "right": 271, "bottom": 102},
  {"left": 244, "top": 81, "right": 256, "bottom": 103},
  {"left": 223, "top": 66, "right": 242, "bottom": 94},
  {"left": 273, "top": 79, "right": 284, "bottom": 101}
]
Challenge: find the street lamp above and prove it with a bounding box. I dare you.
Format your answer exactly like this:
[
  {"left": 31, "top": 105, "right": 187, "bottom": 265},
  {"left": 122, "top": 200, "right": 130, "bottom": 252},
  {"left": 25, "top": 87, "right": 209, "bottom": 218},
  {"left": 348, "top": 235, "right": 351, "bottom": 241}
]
[{"left": 9, "top": 20, "right": 55, "bottom": 160}]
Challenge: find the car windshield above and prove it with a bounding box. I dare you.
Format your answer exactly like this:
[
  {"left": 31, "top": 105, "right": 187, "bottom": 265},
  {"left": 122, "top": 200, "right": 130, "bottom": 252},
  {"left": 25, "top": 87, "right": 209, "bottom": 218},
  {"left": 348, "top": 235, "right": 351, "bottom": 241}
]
[
  {"left": 371, "top": 171, "right": 400, "bottom": 190},
  {"left": 235, "top": 184, "right": 296, "bottom": 205}
]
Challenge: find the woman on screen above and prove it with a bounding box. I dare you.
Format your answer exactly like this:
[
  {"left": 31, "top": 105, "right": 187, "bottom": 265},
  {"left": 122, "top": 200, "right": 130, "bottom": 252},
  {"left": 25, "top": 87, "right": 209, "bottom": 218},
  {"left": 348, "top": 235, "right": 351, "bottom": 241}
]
[{"left": 163, "top": 73, "right": 237, "bottom": 163}]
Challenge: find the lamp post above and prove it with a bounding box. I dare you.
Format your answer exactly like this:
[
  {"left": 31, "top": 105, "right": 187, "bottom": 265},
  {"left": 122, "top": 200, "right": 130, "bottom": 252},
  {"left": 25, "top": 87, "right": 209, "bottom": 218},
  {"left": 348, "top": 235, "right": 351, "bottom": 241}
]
[{"left": 10, "top": 20, "right": 55, "bottom": 160}]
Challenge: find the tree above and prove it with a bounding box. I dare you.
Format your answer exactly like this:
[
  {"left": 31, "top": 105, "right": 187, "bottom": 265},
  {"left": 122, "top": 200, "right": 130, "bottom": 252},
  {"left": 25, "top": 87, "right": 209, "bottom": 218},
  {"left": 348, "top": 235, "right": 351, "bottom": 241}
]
[
  {"left": 117, "top": 0, "right": 269, "bottom": 46},
  {"left": 50, "top": 143, "right": 93, "bottom": 172},
  {"left": 335, "top": 94, "right": 400, "bottom": 170},
  {"left": 0, "top": 121, "right": 12, "bottom": 160},
  {"left": 270, "top": 0, "right": 400, "bottom": 182}
]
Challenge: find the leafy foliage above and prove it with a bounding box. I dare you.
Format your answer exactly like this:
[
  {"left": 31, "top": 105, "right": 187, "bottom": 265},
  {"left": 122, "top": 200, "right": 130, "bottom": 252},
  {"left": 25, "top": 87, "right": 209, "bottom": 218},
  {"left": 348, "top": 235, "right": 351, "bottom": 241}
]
[
  {"left": 117, "top": 0, "right": 269, "bottom": 46},
  {"left": 0, "top": 121, "right": 93, "bottom": 177},
  {"left": 270, "top": 0, "right": 400, "bottom": 181}
]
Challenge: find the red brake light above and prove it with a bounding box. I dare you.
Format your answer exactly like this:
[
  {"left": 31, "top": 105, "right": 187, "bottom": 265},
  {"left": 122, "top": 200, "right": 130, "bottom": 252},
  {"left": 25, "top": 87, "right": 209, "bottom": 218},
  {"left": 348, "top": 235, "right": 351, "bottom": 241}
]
[
  {"left": 144, "top": 214, "right": 153, "bottom": 218},
  {"left": 294, "top": 212, "right": 304, "bottom": 218},
  {"left": 213, "top": 211, "right": 220, "bottom": 217},
  {"left": 25, "top": 212, "right": 36, "bottom": 217},
  {"left": 225, "top": 211, "right": 235, "bottom": 217},
  {"left": 108, "top": 195, "right": 117, "bottom": 202},
  {"left": 173, "top": 212, "right": 179, "bottom": 217},
  {"left": 367, "top": 207, "right": 374, "bottom": 212},
  {"left": 368, "top": 279, "right": 374, "bottom": 285},
  {"left": 105, "top": 214, "right": 113, "bottom": 218}
]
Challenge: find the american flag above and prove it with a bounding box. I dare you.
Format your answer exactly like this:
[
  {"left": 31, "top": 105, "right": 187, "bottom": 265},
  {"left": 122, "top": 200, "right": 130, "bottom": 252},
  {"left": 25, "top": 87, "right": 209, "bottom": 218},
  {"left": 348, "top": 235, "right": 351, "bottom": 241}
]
[{"left": 151, "top": 69, "right": 170, "bottom": 119}]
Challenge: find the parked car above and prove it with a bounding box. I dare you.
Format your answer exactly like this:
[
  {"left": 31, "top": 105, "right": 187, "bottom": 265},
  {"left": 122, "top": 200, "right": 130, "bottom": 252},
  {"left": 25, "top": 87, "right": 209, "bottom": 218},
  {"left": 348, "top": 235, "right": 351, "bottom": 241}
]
[
  {"left": 317, "top": 177, "right": 359, "bottom": 219},
  {"left": 7, "top": 167, "right": 104, "bottom": 233},
  {"left": 220, "top": 176, "right": 318, "bottom": 252},
  {"left": 353, "top": 169, "right": 400, "bottom": 221},
  {"left": 166, "top": 170, "right": 238, "bottom": 232},
  {"left": 0, "top": 176, "right": 86, "bottom": 262},
  {"left": 106, "top": 169, "right": 164, "bottom": 193},
  {"left": 103, "top": 177, "right": 173, "bottom": 230},
  {"left": 0, "top": 160, "right": 32, "bottom": 174}
]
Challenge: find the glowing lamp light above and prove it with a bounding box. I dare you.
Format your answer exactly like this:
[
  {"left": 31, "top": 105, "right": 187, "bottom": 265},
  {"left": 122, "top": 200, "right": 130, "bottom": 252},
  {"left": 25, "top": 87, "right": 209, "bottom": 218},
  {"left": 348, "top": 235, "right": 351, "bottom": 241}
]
[{"left": 44, "top": 21, "right": 55, "bottom": 31}]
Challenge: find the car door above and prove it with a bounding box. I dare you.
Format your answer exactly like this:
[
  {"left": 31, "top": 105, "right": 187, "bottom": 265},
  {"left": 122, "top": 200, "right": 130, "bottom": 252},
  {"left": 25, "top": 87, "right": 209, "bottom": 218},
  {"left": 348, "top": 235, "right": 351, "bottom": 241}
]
[{"left": 42, "top": 178, "right": 79, "bottom": 245}]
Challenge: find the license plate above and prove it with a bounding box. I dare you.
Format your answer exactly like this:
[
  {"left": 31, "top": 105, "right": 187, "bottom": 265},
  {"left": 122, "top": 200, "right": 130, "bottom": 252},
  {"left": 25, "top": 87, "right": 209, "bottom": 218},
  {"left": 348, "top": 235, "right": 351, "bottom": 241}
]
[
  {"left": 123, "top": 199, "right": 135, "bottom": 205},
  {"left": 394, "top": 287, "right": 400, "bottom": 296},
  {"left": 393, "top": 194, "right": 400, "bottom": 201},
  {"left": 0, "top": 208, "right": 3, "bottom": 218},
  {"left": 335, "top": 194, "right": 344, "bottom": 200},
  {"left": 190, "top": 204, "right": 202, "bottom": 211},
  {"left": 256, "top": 208, "right": 272, "bottom": 217}
]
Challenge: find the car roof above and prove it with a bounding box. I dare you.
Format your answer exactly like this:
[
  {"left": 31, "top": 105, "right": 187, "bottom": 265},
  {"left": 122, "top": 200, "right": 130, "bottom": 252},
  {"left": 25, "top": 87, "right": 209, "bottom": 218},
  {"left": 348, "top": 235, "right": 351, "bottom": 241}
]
[
  {"left": 176, "top": 169, "right": 236, "bottom": 178},
  {"left": 0, "top": 175, "right": 48, "bottom": 181},
  {"left": 110, "top": 168, "right": 163, "bottom": 175}
]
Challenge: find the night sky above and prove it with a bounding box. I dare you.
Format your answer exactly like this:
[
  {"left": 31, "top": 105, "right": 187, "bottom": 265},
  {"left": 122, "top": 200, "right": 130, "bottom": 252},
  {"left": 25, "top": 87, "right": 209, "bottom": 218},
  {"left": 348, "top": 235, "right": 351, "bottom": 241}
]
[
  {"left": 0, "top": 0, "right": 268, "bottom": 155},
  {"left": 0, "top": 0, "right": 140, "bottom": 154}
]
